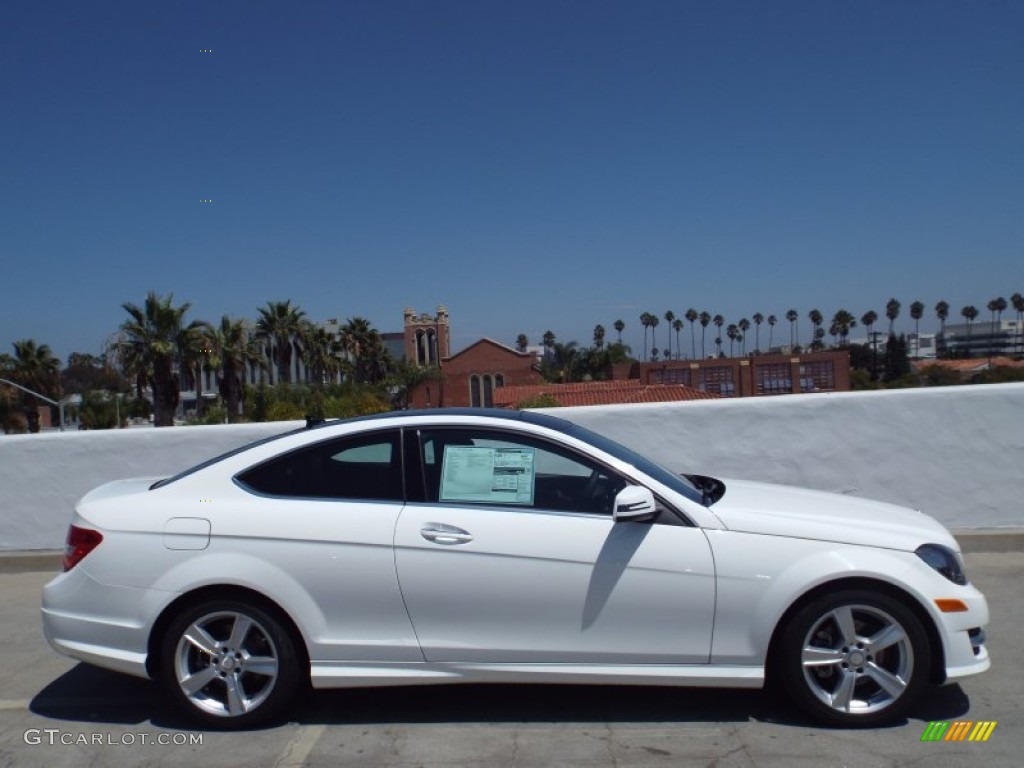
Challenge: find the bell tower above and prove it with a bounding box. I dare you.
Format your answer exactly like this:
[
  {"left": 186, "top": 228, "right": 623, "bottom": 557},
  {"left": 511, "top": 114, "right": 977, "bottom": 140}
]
[{"left": 404, "top": 305, "right": 450, "bottom": 366}]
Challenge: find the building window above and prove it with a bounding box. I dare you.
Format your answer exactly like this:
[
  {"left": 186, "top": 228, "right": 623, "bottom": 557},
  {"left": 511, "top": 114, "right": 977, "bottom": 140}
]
[
  {"left": 470, "top": 375, "right": 481, "bottom": 407},
  {"left": 800, "top": 361, "right": 835, "bottom": 391},
  {"left": 651, "top": 367, "right": 692, "bottom": 386},
  {"left": 757, "top": 363, "right": 792, "bottom": 395},
  {"left": 700, "top": 366, "right": 735, "bottom": 397},
  {"left": 469, "top": 374, "right": 503, "bottom": 408}
]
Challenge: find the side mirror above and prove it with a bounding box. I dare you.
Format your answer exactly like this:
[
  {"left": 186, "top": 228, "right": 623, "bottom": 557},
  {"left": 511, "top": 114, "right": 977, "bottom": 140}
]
[{"left": 613, "top": 485, "right": 658, "bottom": 523}]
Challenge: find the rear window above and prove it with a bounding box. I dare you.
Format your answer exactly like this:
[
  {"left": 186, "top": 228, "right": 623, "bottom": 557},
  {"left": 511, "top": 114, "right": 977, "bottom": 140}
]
[{"left": 235, "top": 430, "right": 403, "bottom": 501}]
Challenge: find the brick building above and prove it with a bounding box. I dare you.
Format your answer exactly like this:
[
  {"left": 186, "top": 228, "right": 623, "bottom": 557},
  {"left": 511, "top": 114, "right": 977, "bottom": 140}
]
[
  {"left": 408, "top": 337, "right": 542, "bottom": 408},
  {"left": 627, "top": 351, "right": 851, "bottom": 397}
]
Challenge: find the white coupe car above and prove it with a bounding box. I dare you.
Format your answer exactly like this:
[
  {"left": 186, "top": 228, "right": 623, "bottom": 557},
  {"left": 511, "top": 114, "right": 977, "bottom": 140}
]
[{"left": 42, "top": 409, "right": 989, "bottom": 728}]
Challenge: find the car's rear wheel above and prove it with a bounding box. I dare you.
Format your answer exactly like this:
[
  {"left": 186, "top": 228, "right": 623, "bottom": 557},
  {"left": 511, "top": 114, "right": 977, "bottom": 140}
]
[
  {"left": 160, "top": 599, "right": 300, "bottom": 727},
  {"left": 778, "top": 589, "right": 931, "bottom": 727}
]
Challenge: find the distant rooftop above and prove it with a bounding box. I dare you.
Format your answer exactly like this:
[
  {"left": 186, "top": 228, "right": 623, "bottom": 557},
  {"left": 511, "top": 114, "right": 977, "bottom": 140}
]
[{"left": 913, "top": 356, "right": 1024, "bottom": 373}]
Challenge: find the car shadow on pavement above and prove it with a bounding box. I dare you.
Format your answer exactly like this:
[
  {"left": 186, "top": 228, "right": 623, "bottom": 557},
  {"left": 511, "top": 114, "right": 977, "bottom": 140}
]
[{"left": 30, "top": 663, "right": 971, "bottom": 731}]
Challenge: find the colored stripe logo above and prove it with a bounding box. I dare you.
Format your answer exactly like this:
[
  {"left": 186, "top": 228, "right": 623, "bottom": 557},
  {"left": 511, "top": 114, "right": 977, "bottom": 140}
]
[{"left": 921, "top": 721, "right": 996, "bottom": 742}]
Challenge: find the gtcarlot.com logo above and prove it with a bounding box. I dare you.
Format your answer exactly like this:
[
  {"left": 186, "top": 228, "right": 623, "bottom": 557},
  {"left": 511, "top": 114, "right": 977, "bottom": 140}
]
[
  {"left": 921, "top": 721, "right": 997, "bottom": 742},
  {"left": 24, "top": 729, "right": 203, "bottom": 746}
]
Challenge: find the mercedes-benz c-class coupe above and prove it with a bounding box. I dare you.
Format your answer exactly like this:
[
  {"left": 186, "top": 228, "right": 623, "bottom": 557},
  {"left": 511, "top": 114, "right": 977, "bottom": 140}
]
[{"left": 42, "top": 408, "right": 989, "bottom": 727}]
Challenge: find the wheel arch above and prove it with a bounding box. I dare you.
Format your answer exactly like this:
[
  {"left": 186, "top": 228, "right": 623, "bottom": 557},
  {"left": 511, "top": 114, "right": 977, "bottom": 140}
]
[
  {"left": 145, "top": 584, "right": 311, "bottom": 681},
  {"left": 764, "top": 576, "right": 946, "bottom": 686}
]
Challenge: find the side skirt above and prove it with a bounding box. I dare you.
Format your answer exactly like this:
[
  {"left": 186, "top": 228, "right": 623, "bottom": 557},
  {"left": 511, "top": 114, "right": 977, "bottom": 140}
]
[{"left": 310, "top": 662, "right": 763, "bottom": 690}]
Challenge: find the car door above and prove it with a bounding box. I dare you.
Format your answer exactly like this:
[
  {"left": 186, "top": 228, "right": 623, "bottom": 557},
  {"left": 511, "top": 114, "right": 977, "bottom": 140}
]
[
  {"left": 232, "top": 428, "right": 421, "bottom": 662},
  {"left": 394, "top": 426, "right": 716, "bottom": 664}
]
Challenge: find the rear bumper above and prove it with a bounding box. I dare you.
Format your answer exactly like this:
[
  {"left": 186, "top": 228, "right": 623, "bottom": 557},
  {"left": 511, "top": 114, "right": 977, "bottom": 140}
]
[{"left": 41, "top": 566, "right": 169, "bottom": 680}]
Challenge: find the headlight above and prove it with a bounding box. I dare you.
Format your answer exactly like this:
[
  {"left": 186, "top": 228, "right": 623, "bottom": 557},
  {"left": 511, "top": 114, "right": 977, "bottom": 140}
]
[{"left": 915, "top": 543, "right": 967, "bottom": 585}]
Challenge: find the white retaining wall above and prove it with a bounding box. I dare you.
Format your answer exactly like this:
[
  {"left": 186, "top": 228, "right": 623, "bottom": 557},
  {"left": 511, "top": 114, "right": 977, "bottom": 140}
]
[{"left": 1, "top": 384, "right": 1022, "bottom": 551}]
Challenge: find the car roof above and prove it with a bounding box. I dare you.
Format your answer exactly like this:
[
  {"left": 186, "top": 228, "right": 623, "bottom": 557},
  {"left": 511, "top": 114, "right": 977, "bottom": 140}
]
[{"left": 308, "top": 407, "right": 575, "bottom": 433}]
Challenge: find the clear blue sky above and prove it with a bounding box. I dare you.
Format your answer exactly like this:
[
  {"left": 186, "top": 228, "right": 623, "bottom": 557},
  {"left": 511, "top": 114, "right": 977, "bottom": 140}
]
[{"left": 2, "top": 0, "right": 1021, "bottom": 360}]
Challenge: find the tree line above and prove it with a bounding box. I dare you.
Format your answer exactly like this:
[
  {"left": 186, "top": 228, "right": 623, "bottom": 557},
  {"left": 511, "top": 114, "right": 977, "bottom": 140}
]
[
  {"left": 524, "top": 294, "right": 1023, "bottom": 364},
  {"left": 512, "top": 294, "right": 1023, "bottom": 386},
  {"left": 1, "top": 292, "right": 436, "bottom": 432}
]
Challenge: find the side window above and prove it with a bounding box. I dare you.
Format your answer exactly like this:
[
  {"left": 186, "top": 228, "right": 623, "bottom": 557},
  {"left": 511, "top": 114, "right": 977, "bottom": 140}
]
[
  {"left": 417, "top": 428, "right": 625, "bottom": 515},
  {"left": 236, "top": 430, "right": 403, "bottom": 501}
]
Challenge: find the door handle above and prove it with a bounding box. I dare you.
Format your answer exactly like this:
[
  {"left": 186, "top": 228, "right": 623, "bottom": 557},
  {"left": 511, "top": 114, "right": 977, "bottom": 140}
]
[{"left": 420, "top": 524, "right": 474, "bottom": 545}]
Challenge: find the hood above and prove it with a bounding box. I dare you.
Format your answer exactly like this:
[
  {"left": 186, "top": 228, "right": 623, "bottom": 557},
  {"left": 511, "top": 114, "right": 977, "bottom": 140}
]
[{"left": 708, "top": 478, "right": 959, "bottom": 553}]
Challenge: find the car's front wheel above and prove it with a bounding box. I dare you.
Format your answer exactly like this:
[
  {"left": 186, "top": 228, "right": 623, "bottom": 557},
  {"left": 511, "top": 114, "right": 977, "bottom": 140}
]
[
  {"left": 160, "top": 599, "right": 301, "bottom": 727},
  {"left": 778, "top": 589, "right": 931, "bottom": 727}
]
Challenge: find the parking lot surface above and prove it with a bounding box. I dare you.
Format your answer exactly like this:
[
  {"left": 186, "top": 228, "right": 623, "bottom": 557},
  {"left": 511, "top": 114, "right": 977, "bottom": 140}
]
[{"left": 1, "top": 552, "right": 1021, "bottom": 767}]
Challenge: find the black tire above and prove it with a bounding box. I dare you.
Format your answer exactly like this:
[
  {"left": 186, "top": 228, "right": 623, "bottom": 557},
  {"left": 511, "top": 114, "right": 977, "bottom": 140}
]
[
  {"left": 160, "top": 598, "right": 301, "bottom": 728},
  {"left": 777, "top": 589, "right": 931, "bottom": 727}
]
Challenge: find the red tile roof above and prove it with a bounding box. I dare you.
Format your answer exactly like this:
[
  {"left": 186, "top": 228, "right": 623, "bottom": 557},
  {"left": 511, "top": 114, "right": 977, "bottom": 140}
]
[
  {"left": 912, "top": 356, "right": 1024, "bottom": 373},
  {"left": 493, "top": 379, "right": 719, "bottom": 408}
]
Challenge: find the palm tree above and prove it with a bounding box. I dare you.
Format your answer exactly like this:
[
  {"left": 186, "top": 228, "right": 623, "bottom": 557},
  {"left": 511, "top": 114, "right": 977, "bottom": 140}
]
[
  {"left": 814, "top": 327, "right": 826, "bottom": 350},
  {"left": 206, "top": 316, "right": 261, "bottom": 421},
  {"left": 515, "top": 334, "right": 529, "bottom": 353},
  {"left": 613, "top": 319, "right": 625, "bottom": 343},
  {"left": 861, "top": 310, "right": 879, "bottom": 372},
  {"left": 8, "top": 339, "right": 61, "bottom": 432},
  {"left": 301, "top": 323, "right": 345, "bottom": 387},
  {"left": 549, "top": 340, "right": 582, "bottom": 383},
  {"left": 961, "top": 305, "right": 979, "bottom": 357},
  {"left": 342, "top": 317, "right": 387, "bottom": 384},
  {"left": 831, "top": 309, "right": 856, "bottom": 347},
  {"left": 726, "top": 324, "right": 738, "bottom": 357},
  {"left": 118, "top": 292, "right": 203, "bottom": 427},
  {"left": 714, "top": 336, "right": 723, "bottom": 357},
  {"left": 542, "top": 330, "right": 556, "bottom": 359},
  {"left": 885, "top": 298, "right": 901, "bottom": 337},
  {"left": 910, "top": 301, "right": 925, "bottom": 343},
  {"left": 786, "top": 309, "right": 798, "bottom": 348},
  {"left": 987, "top": 297, "right": 1007, "bottom": 362},
  {"left": 178, "top": 318, "right": 213, "bottom": 418},
  {"left": 712, "top": 315, "right": 724, "bottom": 356},
  {"left": 767, "top": 314, "right": 777, "bottom": 350},
  {"left": 699, "top": 311, "right": 711, "bottom": 358},
  {"left": 649, "top": 314, "right": 660, "bottom": 360},
  {"left": 9, "top": 339, "right": 60, "bottom": 397},
  {"left": 808, "top": 309, "right": 823, "bottom": 348},
  {"left": 935, "top": 300, "right": 950, "bottom": 358},
  {"left": 593, "top": 324, "right": 606, "bottom": 350},
  {"left": 638, "top": 311, "right": 647, "bottom": 362},
  {"left": 861, "top": 310, "right": 878, "bottom": 339},
  {"left": 663, "top": 311, "right": 675, "bottom": 358},
  {"left": 672, "top": 317, "right": 683, "bottom": 358},
  {"left": 752, "top": 312, "right": 764, "bottom": 354},
  {"left": 1011, "top": 293, "right": 1024, "bottom": 358},
  {"left": 738, "top": 318, "right": 750, "bottom": 356},
  {"left": 685, "top": 308, "right": 699, "bottom": 359},
  {"left": 255, "top": 300, "right": 306, "bottom": 385}
]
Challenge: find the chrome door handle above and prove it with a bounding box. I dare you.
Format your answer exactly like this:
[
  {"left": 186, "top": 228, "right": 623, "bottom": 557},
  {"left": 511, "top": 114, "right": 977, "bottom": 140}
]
[{"left": 420, "top": 524, "right": 474, "bottom": 545}]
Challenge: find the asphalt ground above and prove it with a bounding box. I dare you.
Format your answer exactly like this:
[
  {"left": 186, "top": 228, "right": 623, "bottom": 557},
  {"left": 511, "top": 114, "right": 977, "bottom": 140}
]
[{"left": 0, "top": 551, "right": 1021, "bottom": 768}]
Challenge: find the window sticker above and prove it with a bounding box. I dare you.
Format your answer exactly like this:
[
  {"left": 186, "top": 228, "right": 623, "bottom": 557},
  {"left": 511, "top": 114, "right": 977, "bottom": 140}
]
[{"left": 439, "top": 445, "right": 535, "bottom": 505}]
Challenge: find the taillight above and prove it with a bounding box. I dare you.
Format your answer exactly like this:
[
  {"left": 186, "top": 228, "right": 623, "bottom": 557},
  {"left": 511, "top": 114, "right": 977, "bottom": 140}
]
[{"left": 64, "top": 525, "right": 103, "bottom": 571}]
